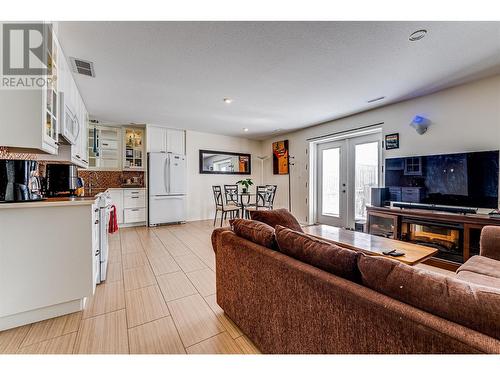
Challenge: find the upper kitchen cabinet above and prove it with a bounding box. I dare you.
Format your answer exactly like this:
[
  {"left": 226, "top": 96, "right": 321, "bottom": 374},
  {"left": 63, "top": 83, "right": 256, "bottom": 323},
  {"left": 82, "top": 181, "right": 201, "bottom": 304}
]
[
  {"left": 123, "top": 127, "right": 145, "bottom": 170},
  {"left": 37, "top": 36, "right": 89, "bottom": 168},
  {"left": 146, "top": 125, "right": 185, "bottom": 155},
  {"left": 88, "top": 125, "right": 122, "bottom": 170},
  {"left": 0, "top": 23, "right": 60, "bottom": 154}
]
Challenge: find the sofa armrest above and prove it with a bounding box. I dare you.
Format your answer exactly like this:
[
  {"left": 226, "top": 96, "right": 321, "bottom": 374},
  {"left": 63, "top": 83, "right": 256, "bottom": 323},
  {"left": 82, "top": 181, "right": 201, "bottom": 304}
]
[
  {"left": 480, "top": 226, "right": 500, "bottom": 261},
  {"left": 211, "top": 226, "right": 232, "bottom": 254}
]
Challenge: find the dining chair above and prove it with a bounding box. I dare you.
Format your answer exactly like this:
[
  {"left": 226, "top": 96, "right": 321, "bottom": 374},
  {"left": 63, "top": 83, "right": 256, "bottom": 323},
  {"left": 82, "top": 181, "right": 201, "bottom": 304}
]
[
  {"left": 265, "top": 185, "right": 277, "bottom": 209},
  {"left": 245, "top": 185, "right": 275, "bottom": 218},
  {"left": 212, "top": 185, "right": 240, "bottom": 227},
  {"left": 223, "top": 184, "right": 240, "bottom": 206}
]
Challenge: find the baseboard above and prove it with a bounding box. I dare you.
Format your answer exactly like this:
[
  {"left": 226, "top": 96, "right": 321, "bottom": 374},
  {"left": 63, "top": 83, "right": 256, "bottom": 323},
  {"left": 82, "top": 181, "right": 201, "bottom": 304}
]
[{"left": 0, "top": 299, "right": 84, "bottom": 331}]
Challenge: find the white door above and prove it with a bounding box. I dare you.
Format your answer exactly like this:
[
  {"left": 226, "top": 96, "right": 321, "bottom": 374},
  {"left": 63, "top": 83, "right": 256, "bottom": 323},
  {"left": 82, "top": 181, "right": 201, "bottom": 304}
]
[
  {"left": 168, "top": 154, "right": 187, "bottom": 194},
  {"left": 348, "top": 134, "right": 381, "bottom": 224},
  {"left": 316, "top": 132, "right": 381, "bottom": 228},
  {"left": 317, "top": 140, "right": 347, "bottom": 227},
  {"left": 149, "top": 152, "right": 168, "bottom": 195}
]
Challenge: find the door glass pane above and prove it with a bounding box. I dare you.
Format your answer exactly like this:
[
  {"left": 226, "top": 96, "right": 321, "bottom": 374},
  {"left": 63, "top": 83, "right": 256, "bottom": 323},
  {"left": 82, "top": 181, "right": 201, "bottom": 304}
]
[
  {"left": 355, "top": 142, "right": 379, "bottom": 220},
  {"left": 322, "top": 147, "right": 340, "bottom": 216}
]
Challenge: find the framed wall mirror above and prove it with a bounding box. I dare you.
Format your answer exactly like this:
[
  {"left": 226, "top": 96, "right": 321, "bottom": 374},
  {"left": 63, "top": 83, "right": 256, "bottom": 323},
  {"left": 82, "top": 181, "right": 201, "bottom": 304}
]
[{"left": 199, "top": 150, "right": 251, "bottom": 175}]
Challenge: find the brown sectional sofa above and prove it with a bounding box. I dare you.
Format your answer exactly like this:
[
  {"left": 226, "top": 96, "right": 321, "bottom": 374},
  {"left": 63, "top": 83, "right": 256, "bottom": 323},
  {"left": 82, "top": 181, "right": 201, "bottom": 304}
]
[{"left": 211, "top": 223, "right": 500, "bottom": 354}]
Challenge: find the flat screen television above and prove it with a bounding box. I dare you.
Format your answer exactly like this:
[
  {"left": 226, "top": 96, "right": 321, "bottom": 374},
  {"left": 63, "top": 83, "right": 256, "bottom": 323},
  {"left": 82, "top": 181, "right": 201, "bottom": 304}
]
[{"left": 385, "top": 150, "right": 499, "bottom": 209}]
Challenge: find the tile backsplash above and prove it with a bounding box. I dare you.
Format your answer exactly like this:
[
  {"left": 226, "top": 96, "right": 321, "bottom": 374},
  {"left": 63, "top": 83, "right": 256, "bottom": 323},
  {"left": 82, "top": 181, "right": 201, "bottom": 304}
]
[
  {"left": 0, "top": 147, "right": 37, "bottom": 160},
  {"left": 78, "top": 170, "right": 145, "bottom": 195}
]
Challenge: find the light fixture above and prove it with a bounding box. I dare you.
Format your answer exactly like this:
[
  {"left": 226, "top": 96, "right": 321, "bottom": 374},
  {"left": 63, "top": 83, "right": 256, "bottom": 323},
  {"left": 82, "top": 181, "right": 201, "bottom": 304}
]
[
  {"left": 410, "top": 115, "right": 431, "bottom": 135},
  {"left": 243, "top": 128, "right": 249, "bottom": 132},
  {"left": 367, "top": 96, "right": 385, "bottom": 104},
  {"left": 223, "top": 98, "right": 233, "bottom": 104},
  {"left": 409, "top": 29, "right": 427, "bottom": 42}
]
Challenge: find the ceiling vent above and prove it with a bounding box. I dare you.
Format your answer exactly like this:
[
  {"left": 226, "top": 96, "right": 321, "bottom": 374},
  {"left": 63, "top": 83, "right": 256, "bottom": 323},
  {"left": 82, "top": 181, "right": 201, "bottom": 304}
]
[{"left": 70, "top": 57, "right": 95, "bottom": 77}]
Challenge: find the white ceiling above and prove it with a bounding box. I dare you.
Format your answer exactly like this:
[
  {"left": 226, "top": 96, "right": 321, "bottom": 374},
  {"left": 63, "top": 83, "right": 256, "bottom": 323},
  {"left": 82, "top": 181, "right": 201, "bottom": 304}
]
[{"left": 57, "top": 21, "right": 500, "bottom": 139}]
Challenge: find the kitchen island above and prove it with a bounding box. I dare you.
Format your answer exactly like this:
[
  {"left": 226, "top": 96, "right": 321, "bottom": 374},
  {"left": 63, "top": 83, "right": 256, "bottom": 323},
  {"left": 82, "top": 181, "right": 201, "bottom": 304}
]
[{"left": 0, "top": 197, "right": 99, "bottom": 331}]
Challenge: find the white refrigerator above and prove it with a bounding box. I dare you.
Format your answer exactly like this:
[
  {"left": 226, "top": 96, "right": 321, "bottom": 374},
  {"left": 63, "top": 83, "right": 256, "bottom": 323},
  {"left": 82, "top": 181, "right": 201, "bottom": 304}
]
[{"left": 148, "top": 152, "right": 187, "bottom": 225}]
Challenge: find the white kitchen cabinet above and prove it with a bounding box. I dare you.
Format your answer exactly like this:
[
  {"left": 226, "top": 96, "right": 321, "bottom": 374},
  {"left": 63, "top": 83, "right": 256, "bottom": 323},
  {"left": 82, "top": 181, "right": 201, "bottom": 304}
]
[
  {"left": 88, "top": 126, "right": 122, "bottom": 170},
  {"left": 123, "top": 127, "right": 145, "bottom": 170},
  {"left": 166, "top": 128, "right": 186, "bottom": 155},
  {"left": 35, "top": 37, "right": 89, "bottom": 168},
  {"left": 146, "top": 126, "right": 167, "bottom": 153},
  {"left": 107, "top": 188, "right": 146, "bottom": 226},
  {"left": 0, "top": 199, "right": 97, "bottom": 330},
  {"left": 107, "top": 189, "right": 124, "bottom": 224},
  {"left": 124, "top": 208, "right": 146, "bottom": 223},
  {"left": 146, "top": 125, "right": 185, "bottom": 155},
  {"left": 0, "top": 23, "right": 59, "bottom": 154}
]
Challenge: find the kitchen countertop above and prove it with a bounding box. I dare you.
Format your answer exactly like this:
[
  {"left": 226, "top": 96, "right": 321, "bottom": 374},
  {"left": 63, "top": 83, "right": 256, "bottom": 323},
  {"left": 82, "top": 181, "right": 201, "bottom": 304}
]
[{"left": 0, "top": 196, "right": 98, "bottom": 209}]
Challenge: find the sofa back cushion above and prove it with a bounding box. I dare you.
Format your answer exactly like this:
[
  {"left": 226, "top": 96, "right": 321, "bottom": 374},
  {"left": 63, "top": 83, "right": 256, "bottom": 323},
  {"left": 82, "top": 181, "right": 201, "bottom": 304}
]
[
  {"left": 250, "top": 208, "right": 303, "bottom": 232},
  {"left": 358, "top": 254, "right": 500, "bottom": 340},
  {"left": 231, "top": 219, "right": 276, "bottom": 249},
  {"left": 275, "top": 225, "right": 360, "bottom": 282}
]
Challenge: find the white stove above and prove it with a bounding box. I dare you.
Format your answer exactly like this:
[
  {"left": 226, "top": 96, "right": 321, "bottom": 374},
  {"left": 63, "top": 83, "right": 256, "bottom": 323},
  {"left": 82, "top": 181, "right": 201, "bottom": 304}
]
[{"left": 95, "top": 192, "right": 113, "bottom": 283}]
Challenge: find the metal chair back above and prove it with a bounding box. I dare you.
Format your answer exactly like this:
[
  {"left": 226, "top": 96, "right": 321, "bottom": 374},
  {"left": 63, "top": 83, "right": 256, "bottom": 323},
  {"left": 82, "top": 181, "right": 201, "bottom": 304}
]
[{"left": 224, "top": 185, "right": 239, "bottom": 205}]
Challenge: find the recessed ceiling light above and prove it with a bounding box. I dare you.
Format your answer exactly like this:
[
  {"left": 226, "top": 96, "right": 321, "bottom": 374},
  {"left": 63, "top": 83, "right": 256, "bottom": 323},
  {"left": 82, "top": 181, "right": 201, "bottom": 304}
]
[
  {"left": 223, "top": 98, "right": 233, "bottom": 104},
  {"left": 409, "top": 29, "right": 427, "bottom": 42},
  {"left": 367, "top": 96, "right": 386, "bottom": 103},
  {"left": 243, "top": 128, "right": 249, "bottom": 132}
]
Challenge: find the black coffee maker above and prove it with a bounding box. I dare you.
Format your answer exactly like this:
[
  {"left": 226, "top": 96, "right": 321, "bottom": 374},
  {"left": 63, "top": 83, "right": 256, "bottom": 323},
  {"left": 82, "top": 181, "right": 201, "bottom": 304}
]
[
  {"left": 45, "top": 164, "right": 79, "bottom": 197},
  {"left": 0, "top": 159, "right": 43, "bottom": 203}
]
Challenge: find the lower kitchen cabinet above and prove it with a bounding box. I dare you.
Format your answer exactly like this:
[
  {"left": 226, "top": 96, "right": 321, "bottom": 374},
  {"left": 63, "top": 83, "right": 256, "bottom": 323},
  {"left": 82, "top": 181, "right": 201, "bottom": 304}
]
[{"left": 107, "top": 188, "right": 146, "bottom": 226}]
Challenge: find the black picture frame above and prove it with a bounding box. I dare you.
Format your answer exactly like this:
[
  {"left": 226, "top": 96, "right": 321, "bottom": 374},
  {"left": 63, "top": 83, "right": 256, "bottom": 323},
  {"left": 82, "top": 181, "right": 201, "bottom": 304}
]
[
  {"left": 199, "top": 149, "right": 252, "bottom": 175},
  {"left": 385, "top": 133, "right": 400, "bottom": 150}
]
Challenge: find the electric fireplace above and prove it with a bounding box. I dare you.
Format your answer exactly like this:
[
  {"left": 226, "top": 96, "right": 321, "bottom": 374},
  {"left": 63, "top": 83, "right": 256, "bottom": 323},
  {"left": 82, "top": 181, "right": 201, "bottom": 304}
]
[{"left": 401, "top": 218, "right": 463, "bottom": 263}]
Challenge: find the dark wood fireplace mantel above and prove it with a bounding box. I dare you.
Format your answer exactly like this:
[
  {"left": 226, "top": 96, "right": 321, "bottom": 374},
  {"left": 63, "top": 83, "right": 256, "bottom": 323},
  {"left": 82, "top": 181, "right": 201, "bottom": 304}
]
[{"left": 366, "top": 205, "right": 500, "bottom": 271}]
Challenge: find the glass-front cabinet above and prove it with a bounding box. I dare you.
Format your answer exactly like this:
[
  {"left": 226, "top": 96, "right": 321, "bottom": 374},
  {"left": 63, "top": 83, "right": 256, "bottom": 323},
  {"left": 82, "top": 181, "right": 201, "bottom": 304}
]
[
  {"left": 123, "top": 128, "right": 145, "bottom": 170},
  {"left": 42, "top": 27, "right": 59, "bottom": 153},
  {"left": 88, "top": 126, "right": 121, "bottom": 170}
]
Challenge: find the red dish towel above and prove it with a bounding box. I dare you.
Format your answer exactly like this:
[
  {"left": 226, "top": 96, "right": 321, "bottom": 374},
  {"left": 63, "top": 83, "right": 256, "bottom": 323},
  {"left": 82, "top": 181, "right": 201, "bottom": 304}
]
[{"left": 108, "top": 205, "right": 119, "bottom": 233}]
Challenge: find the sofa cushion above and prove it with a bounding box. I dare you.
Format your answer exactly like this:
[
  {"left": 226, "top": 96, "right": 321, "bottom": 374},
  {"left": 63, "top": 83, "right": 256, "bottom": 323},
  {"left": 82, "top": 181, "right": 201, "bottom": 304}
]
[
  {"left": 456, "top": 270, "right": 500, "bottom": 289},
  {"left": 250, "top": 208, "right": 303, "bottom": 232},
  {"left": 480, "top": 226, "right": 500, "bottom": 261},
  {"left": 457, "top": 255, "right": 500, "bottom": 279},
  {"left": 231, "top": 219, "right": 276, "bottom": 249},
  {"left": 275, "top": 225, "right": 360, "bottom": 282},
  {"left": 358, "top": 254, "right": 500, "bottom": 340}
]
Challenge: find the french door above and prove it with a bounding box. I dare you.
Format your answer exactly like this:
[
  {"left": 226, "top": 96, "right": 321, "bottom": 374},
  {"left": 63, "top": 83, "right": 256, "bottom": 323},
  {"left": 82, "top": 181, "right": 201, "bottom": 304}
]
[{"left": 316, "top": 133, "right": 381, "bottom": 228}]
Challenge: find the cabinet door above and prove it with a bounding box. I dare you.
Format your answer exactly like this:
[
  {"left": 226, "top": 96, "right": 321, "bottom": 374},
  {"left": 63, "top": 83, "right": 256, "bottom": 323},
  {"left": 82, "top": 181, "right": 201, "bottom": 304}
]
[
  {"left": 108, "top": 190, "right": 124, "bottom": 224},
  {"left": 147, "top": 126, "right": 167, "bottom": 153},
  {"left": 166, "top": 129, "right": 185, "bottom": 155}
]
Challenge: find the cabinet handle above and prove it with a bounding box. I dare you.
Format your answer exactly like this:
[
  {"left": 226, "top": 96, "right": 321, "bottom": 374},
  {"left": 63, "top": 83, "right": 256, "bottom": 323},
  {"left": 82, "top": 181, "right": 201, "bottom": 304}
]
[
  {"left": 95, "top": 219, "right": 99, "bottom": 224},
  {"left": 131, "top": 209, "right": 139, "bottom": 212},
  {"left": 95, "top": 249, "right": 100, "bottom": 256},
  {"left": 131, "top": 196, "right": 139, "bottom": 199},
  {"left": 94, "top": 208, "right": 99, "bottom": 212}
]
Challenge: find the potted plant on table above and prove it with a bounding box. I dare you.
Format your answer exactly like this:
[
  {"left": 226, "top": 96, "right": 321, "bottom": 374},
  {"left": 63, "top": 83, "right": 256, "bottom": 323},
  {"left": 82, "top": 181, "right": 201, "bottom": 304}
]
[{"left": 236, "top": 178, "right": 254, "bottom": 194}]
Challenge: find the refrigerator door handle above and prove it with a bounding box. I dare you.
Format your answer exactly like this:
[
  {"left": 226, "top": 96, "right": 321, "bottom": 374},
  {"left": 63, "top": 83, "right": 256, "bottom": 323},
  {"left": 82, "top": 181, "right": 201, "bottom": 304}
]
[{"left": 164, "top": 156, "right": 170, "bottom": 194}]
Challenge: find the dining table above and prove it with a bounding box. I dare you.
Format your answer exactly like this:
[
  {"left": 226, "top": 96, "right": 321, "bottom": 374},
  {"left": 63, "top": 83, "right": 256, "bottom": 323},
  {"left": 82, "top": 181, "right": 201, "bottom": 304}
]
[{"left": 233, "top": 192, "right": 256, "bottom": 218}]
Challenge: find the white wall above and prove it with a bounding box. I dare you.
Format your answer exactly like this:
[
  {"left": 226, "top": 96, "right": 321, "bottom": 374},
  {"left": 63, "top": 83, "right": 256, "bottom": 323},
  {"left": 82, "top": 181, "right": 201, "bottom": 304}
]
[
  {"left": 260, "top": 75, "right": 500, "bottom": 224},
  {"left": 186, "top": 130, "right": 262, "bottom": 221}
]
